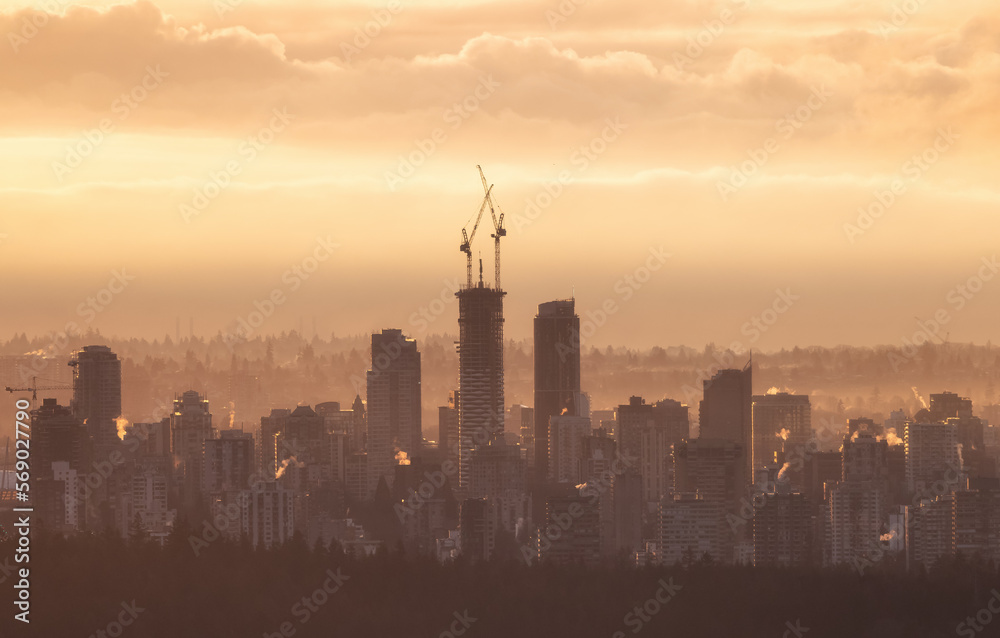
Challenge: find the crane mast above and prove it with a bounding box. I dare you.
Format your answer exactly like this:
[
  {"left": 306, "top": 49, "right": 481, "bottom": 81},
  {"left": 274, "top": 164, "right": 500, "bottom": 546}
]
[
  {"left": 462, "top": 165, "right": 505, "bottom": 290},
  {"left": 460, "top": 184, "right": 493, "bottom": 288}
]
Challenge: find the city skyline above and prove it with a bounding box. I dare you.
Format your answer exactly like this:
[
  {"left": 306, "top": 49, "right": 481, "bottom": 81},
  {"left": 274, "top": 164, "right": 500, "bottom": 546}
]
[{"left": 3, "top": 1, "right": 1000, "bottom": 635}]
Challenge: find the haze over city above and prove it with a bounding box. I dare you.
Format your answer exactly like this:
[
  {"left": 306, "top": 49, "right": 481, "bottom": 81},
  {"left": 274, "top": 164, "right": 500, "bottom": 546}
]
[{"left": 3, "top": 2, "right": 1000, "bottom": 637}]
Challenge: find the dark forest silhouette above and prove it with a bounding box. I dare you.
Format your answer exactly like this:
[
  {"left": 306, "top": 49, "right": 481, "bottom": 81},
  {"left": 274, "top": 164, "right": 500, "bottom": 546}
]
[{"left": 1, "top": 528, "right": 997, "bottom": 637}]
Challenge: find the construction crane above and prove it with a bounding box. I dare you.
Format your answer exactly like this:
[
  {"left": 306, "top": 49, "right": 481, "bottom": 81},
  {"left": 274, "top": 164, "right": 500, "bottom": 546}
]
[
  {"left": 4, "top": 376, "right": 72, "bottom": 401},
  {"left": 460, "top": 184, "right": 493, "bottom": 288},
  {"left": 477, "top": 165, "right": 506, "bottom": 290}
]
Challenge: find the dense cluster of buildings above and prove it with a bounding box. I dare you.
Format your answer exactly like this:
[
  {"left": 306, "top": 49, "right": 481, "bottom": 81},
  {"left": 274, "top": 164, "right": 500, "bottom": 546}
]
[{"left": 20, "top": 291, "right": 1000, "bottom": 572}]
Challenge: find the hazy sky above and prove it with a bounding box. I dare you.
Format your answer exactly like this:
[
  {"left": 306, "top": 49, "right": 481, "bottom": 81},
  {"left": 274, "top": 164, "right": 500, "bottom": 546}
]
[{"left": 1, "top": 0, "right": 998, "bottom": 350}]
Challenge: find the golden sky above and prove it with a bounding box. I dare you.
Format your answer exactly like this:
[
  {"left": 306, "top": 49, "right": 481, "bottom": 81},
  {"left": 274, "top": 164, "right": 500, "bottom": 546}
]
[{"left": 1, "top": 0, "right": 998, "bottom": 349}]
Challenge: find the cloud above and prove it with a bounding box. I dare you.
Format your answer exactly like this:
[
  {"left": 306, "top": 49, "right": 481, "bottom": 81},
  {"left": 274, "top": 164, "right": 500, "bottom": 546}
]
[{"left": 0, "top": 0, "right": 995, "bottom": 148}]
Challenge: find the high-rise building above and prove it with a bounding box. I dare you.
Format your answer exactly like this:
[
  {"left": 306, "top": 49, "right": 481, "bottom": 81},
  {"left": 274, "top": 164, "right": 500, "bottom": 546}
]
[
  {"left": 955, "top": 487, "right": 1000, "bottom": 563},
  {"left": 651, "top": 399, "right": 690, "bottom": 450},
  {"left": 70, "top": 345, "right": 122, "bottom": 450},
  {"left": 274, "top": 405, "right": 329, "bottom": 490},
  {"left": 124, "top": 419, "right": 171, "bottom": 461},
  {"left": 673, "top": 438, "right": 746, "bottom": 510},
  {"left": 907, "top": 494, "right": 956, "bottom": 569},
  {"left": 904, "top": 422, "right": 962, "bottom": 494},
  {"left": 32, "top": 398, "right": 86, "bottom": 480},
  {"left": 614, "top": 396, "right": 649, "bottom": 462},
  {"left": 843, "top": 431, "right": 889, "bottom": 485},
  {"left": 826, "top": 482, "right": 885, "bottom": 567},
  {"left": 260, "top": 408, "right": 291, "bottom": 476},
  {"left": 506, "top": 404, "right": 533, "bottom": 440},
  {"left": 456, "top": 281, "right": 505, "bottom": 489},
  {"left": 658, "top": 493, "right": 727, "bottom": 566},
  {"left": 314, "top": 401, "right": 342, "bottom": 429},
  {"left": 929, "top": 391, "right": 973, "bottom": 422},
  {"left": 822, "top": 429, "right": 892, "bottom": 567},
  {"left": 119, "top": 468, "right": 174, "bottom": 544},
  {"left": 612, "top": 471, "right": 644, "bottom": 556},
  {"left": 393, "top": 462, "right": 449, "bottom": 557},
  {"left": 533, "top": 299, "right": 581, "bottom": 489},
  {"left": 170, "top": 390, "right": 214, "bottom": 509},
  {"left": 202, "top": 430, "right": 255, "bottom": 495},
  {"left": 460, "top": 497, "right": 497, "bottom": 562},
  {"left": 548, "top": 415, "right": 591, "bottom": 484},
  {"left": 751, "top": 392, "right": 810, "bottom": 478},
  {"left": 345, "top": 452, "right": 368, "bottom": 502},
  {"left": 541, "top": 495, "right": 601, "bottom": 568},
  {"left": 883, "top": 409, "right": 908, "bottom": 438},
  {"left": 925, "top": 392, "right": 985, "bottom": 461},
  {"left": 752, "top": 487, "right": 812, "bottom": 567},
  {"left": 438, "top": 391, "right": 460, "bottom": 464},
  {"left": 582, "top": 434, "right": 617, "bottom": 483},
  {"left": 469, "top": 441, "right": 528, "bottom": 533},
  {"left": 50, "top": 461, "right": 82, "bottom": 533},
  {"left": 366, "top": 329, "right": 422, "bottom": 497},
  {"left": 617, "top": 396, "right": 689, "bottom": 504},
  {"left": 238, "top": 480, "right": 295, "bottom": 548},
  {"left": 804, "top": 450, "right": 843, "bottom": 511},
  {"left": 350, "top": 395, "right": 367, "bottom": 452},
  {"left": 699, "top": 362, "right": 752, "bottom": 483}
]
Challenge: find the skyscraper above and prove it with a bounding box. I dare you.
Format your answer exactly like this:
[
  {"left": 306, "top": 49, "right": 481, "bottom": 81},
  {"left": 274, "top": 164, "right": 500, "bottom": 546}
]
[
  {"left": 673, "top": 438, "right": 746, "bottom": 510},
  {"left": 366, "top": 329, "right": 421, "bottom": 497},
  {"left": 469, "top": 440, "right": 528, "bottom": 533},
  {"left": 32, "top": 398, "right": 86, "bottom": 480},
  {"left": 438, "top": 390, "right": 460, "bottom": 464},
  {"left": 751, "top": 392, "right": 811, "bottom": 478},
  {"left": 699, "top": 362, "right": 752, "bottom": 484},
  {"left": 752, "top": 488, "right": 812, "bottom": 567},
  {"left": 70, "top": 345, "right": 122, "bottom": 450},
  {"left": 203, "top": 430, "right": 255, "bottom": 495},
  {"left": 32, "top": 399, "right": 86, "bottom": 532},
  {"left": 541, "top": 494, "right": 601, "bottom": 568},
  {"left": 170, "top": 390, "right": 214, "bottom": 509},
  {"left": 905, "top": 421, "right": 962, "bottom": 494},
  {"left": 456, "top": 280, "right": 505, "bottom": 489},
  {"left": 548, "top": 414, "right": 591, "bottom": 484},
  {"left": 616, "top": 396, "right": 689, "bottom": 504},
  {"left": 658, "top": 493, "right": 728, "bottom": 566},
  {"left": 534, "top": 299, "right": 581, "bottom": 488}
]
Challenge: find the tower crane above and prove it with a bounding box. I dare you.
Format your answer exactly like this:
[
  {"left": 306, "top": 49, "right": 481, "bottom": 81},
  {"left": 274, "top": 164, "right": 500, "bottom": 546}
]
[
  {"left": 4, "top": 376, "right": 72, "bottom": 402},
  {"left": 460, "top": 185, "right": 493, "bottom": 289},
  {"left": 477, "top": 165, "right": 506, "bottom": 290}
]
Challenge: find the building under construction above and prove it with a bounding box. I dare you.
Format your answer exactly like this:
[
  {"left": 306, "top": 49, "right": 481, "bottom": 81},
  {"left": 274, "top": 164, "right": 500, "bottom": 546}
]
[{"left": 456, "top": 166, "right": 507, "bottom": 489}]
